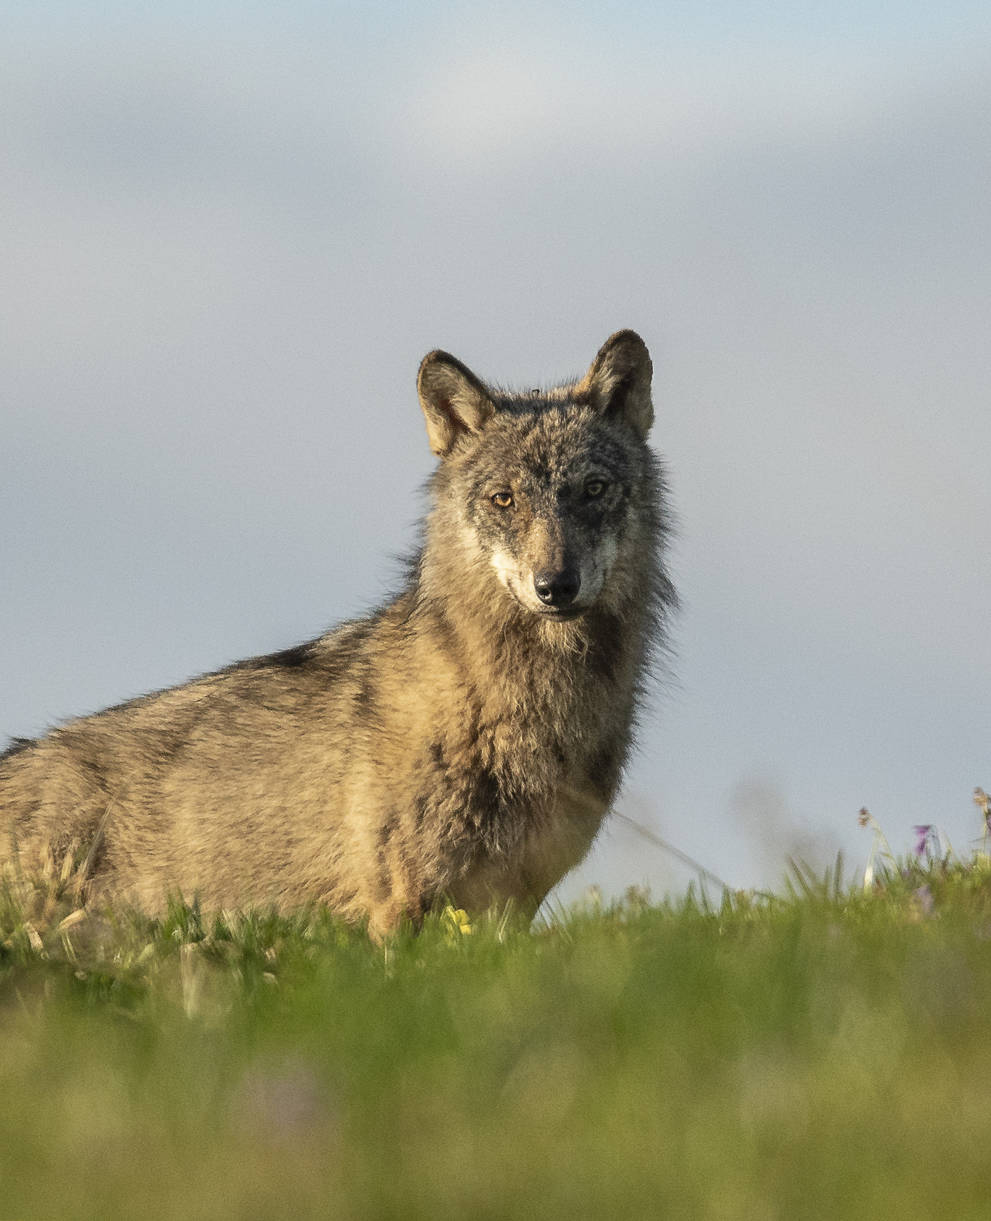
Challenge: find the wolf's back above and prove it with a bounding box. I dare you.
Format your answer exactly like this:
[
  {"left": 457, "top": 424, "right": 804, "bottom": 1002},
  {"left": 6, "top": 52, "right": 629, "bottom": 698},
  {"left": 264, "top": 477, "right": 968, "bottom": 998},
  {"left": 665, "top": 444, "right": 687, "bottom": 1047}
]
[{"left": 0, "top": 616, "right": 381, "bottom": 910}]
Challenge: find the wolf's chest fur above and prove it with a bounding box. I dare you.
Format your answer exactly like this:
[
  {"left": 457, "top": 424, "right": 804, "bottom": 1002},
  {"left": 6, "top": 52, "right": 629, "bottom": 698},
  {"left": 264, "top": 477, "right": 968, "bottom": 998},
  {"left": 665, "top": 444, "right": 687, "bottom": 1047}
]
[{"left": 0, "top": 330, "right": 674, "bottom": 937}]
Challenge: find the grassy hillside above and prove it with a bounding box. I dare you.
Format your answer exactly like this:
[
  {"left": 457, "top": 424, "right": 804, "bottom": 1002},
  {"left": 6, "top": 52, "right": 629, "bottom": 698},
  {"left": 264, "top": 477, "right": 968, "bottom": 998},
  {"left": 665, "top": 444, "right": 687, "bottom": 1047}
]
[{"left": 3, "top": 833, "right": 991, "bottom": 1220}]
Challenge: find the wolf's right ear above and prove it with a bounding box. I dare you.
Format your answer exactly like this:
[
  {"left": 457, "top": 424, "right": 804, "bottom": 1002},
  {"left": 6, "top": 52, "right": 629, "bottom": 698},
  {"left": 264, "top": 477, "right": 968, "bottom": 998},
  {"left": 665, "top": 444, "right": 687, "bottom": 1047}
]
[
  {"left": 577, "top": 330, "right": 654, "bottom": 439},
  {"left": 417, "top": 351, "right": 496, "bottom": 457}
]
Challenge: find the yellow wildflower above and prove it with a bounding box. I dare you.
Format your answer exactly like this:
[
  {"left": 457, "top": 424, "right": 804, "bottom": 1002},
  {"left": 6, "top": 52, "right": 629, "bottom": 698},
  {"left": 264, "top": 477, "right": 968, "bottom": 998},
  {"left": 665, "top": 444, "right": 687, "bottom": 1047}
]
[{"left": 444, "top": 905, "right": 473, "bottom": 936}]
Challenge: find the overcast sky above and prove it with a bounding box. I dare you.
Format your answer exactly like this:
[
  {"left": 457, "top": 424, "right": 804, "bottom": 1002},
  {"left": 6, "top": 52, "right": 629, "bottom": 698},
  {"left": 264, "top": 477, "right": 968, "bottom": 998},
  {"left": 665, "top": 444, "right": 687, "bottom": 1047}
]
[{"left": 3, "top": 2, "right": 990, "bottom": 901}]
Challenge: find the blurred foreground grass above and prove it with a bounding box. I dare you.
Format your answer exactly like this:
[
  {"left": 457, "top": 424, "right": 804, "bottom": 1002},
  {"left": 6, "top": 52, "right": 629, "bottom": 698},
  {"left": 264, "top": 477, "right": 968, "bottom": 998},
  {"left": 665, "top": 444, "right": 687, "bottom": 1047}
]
[{"left": 3, "top": 850, "right": 991, "bottom": 1220}]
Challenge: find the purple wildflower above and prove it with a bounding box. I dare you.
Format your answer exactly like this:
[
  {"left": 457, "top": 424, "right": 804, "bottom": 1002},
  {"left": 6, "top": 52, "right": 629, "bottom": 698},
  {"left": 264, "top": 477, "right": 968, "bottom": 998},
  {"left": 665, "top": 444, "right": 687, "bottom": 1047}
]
[{"left": 913, "top": 825, "right": 933, "bottom": 858}]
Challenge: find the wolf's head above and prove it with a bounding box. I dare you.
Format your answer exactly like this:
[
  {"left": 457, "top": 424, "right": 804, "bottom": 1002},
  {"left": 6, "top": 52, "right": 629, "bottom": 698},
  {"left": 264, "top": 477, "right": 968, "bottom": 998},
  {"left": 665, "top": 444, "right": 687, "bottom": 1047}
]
[{"left": 417, "top": 331, "right": 661, "bottom": 624}]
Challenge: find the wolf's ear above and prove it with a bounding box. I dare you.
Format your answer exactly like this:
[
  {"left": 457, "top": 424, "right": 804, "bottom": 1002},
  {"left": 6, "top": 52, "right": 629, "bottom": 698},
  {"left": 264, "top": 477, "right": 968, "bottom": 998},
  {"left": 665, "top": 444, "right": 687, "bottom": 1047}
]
[
  {"left": 577, "top": 330, "right": 653, "bottom": 438},
  {"left": 417, "top": 351, "right": 496, "bottom": 457}
]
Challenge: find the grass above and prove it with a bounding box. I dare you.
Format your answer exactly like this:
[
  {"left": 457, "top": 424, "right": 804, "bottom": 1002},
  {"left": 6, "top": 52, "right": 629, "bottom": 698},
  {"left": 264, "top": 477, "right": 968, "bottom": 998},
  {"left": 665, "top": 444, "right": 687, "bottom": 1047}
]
[{"left": 3, "top": 816, "right": 991, "bottom": 1220}]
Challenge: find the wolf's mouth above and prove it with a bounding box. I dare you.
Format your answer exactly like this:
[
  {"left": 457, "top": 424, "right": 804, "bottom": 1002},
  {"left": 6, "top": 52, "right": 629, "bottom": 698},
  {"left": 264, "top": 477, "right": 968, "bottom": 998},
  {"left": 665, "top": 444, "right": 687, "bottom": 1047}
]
[{"left": 535, "top": 605, "right": 586, "bottom": 622}]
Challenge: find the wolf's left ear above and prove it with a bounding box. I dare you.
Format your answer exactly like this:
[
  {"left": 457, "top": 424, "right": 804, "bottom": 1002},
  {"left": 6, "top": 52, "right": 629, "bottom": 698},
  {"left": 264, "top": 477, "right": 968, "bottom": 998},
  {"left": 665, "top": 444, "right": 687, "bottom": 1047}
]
[
  {"left": 417, "top": 351, "right": 496, "bottom": 457},
  {"left": 577, "top": 330, "right": 653, "bottom": 439}
]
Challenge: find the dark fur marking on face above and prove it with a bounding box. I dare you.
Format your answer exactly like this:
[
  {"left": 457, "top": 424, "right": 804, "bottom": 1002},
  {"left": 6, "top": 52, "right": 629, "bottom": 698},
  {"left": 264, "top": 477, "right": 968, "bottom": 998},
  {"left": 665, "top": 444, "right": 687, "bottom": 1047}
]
[{"left": 413, "top": 793, "right": 429, "bottom": 832}]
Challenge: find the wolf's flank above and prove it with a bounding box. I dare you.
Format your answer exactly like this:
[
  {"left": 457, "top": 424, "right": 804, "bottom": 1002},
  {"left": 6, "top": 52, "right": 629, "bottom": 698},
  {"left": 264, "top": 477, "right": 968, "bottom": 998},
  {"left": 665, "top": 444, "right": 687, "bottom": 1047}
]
[{"left": 1, "top": 330, "right": 676, "bottom": 937}]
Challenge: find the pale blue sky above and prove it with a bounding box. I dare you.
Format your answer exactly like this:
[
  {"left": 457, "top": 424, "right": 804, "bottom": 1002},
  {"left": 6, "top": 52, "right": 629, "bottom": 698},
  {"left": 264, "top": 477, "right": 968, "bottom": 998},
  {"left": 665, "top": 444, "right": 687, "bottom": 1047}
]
[{"left": 2, "top": 2, "right": 990, "bottom": 898}]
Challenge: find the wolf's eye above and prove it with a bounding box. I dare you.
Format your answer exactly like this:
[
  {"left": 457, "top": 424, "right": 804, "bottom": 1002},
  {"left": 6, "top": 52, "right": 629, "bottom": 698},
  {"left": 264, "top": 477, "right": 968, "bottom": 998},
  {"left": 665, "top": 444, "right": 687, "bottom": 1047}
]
[
  {"left": 585, "top": 480, "right": 607, "bottom": 498},
  {"left": 491, "top": 491, "right": 514, "bottom": 509}
]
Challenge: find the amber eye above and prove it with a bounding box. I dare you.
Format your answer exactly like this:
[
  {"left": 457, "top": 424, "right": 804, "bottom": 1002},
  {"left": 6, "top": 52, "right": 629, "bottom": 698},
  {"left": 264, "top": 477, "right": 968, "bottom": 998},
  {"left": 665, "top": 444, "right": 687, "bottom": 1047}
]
[
  {"left": 491, "top": 491, "right": 514, "bottom": 508},
  {"left": 585, "top": 480, "right": 607, "bottom": 498}
]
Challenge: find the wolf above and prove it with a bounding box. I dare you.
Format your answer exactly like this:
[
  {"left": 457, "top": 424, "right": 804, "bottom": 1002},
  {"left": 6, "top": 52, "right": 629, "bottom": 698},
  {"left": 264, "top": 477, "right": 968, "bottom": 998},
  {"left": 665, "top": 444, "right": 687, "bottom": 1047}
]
[{"left": 0, "top": 330, "right": 675, "bottom": 936}]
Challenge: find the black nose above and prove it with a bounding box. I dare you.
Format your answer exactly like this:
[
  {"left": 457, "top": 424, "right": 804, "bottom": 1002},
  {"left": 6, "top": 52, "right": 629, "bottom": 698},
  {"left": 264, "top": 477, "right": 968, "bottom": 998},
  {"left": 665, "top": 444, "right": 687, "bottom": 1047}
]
[{"left": 533, "top": 568, "right": 581, "bottom": 608}]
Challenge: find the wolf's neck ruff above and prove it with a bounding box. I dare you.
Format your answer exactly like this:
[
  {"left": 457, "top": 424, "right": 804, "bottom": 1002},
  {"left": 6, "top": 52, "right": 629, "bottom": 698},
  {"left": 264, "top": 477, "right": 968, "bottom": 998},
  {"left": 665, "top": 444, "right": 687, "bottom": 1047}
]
[{"left": 1, "top": 330, "right": 675, "bottom": 937}]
